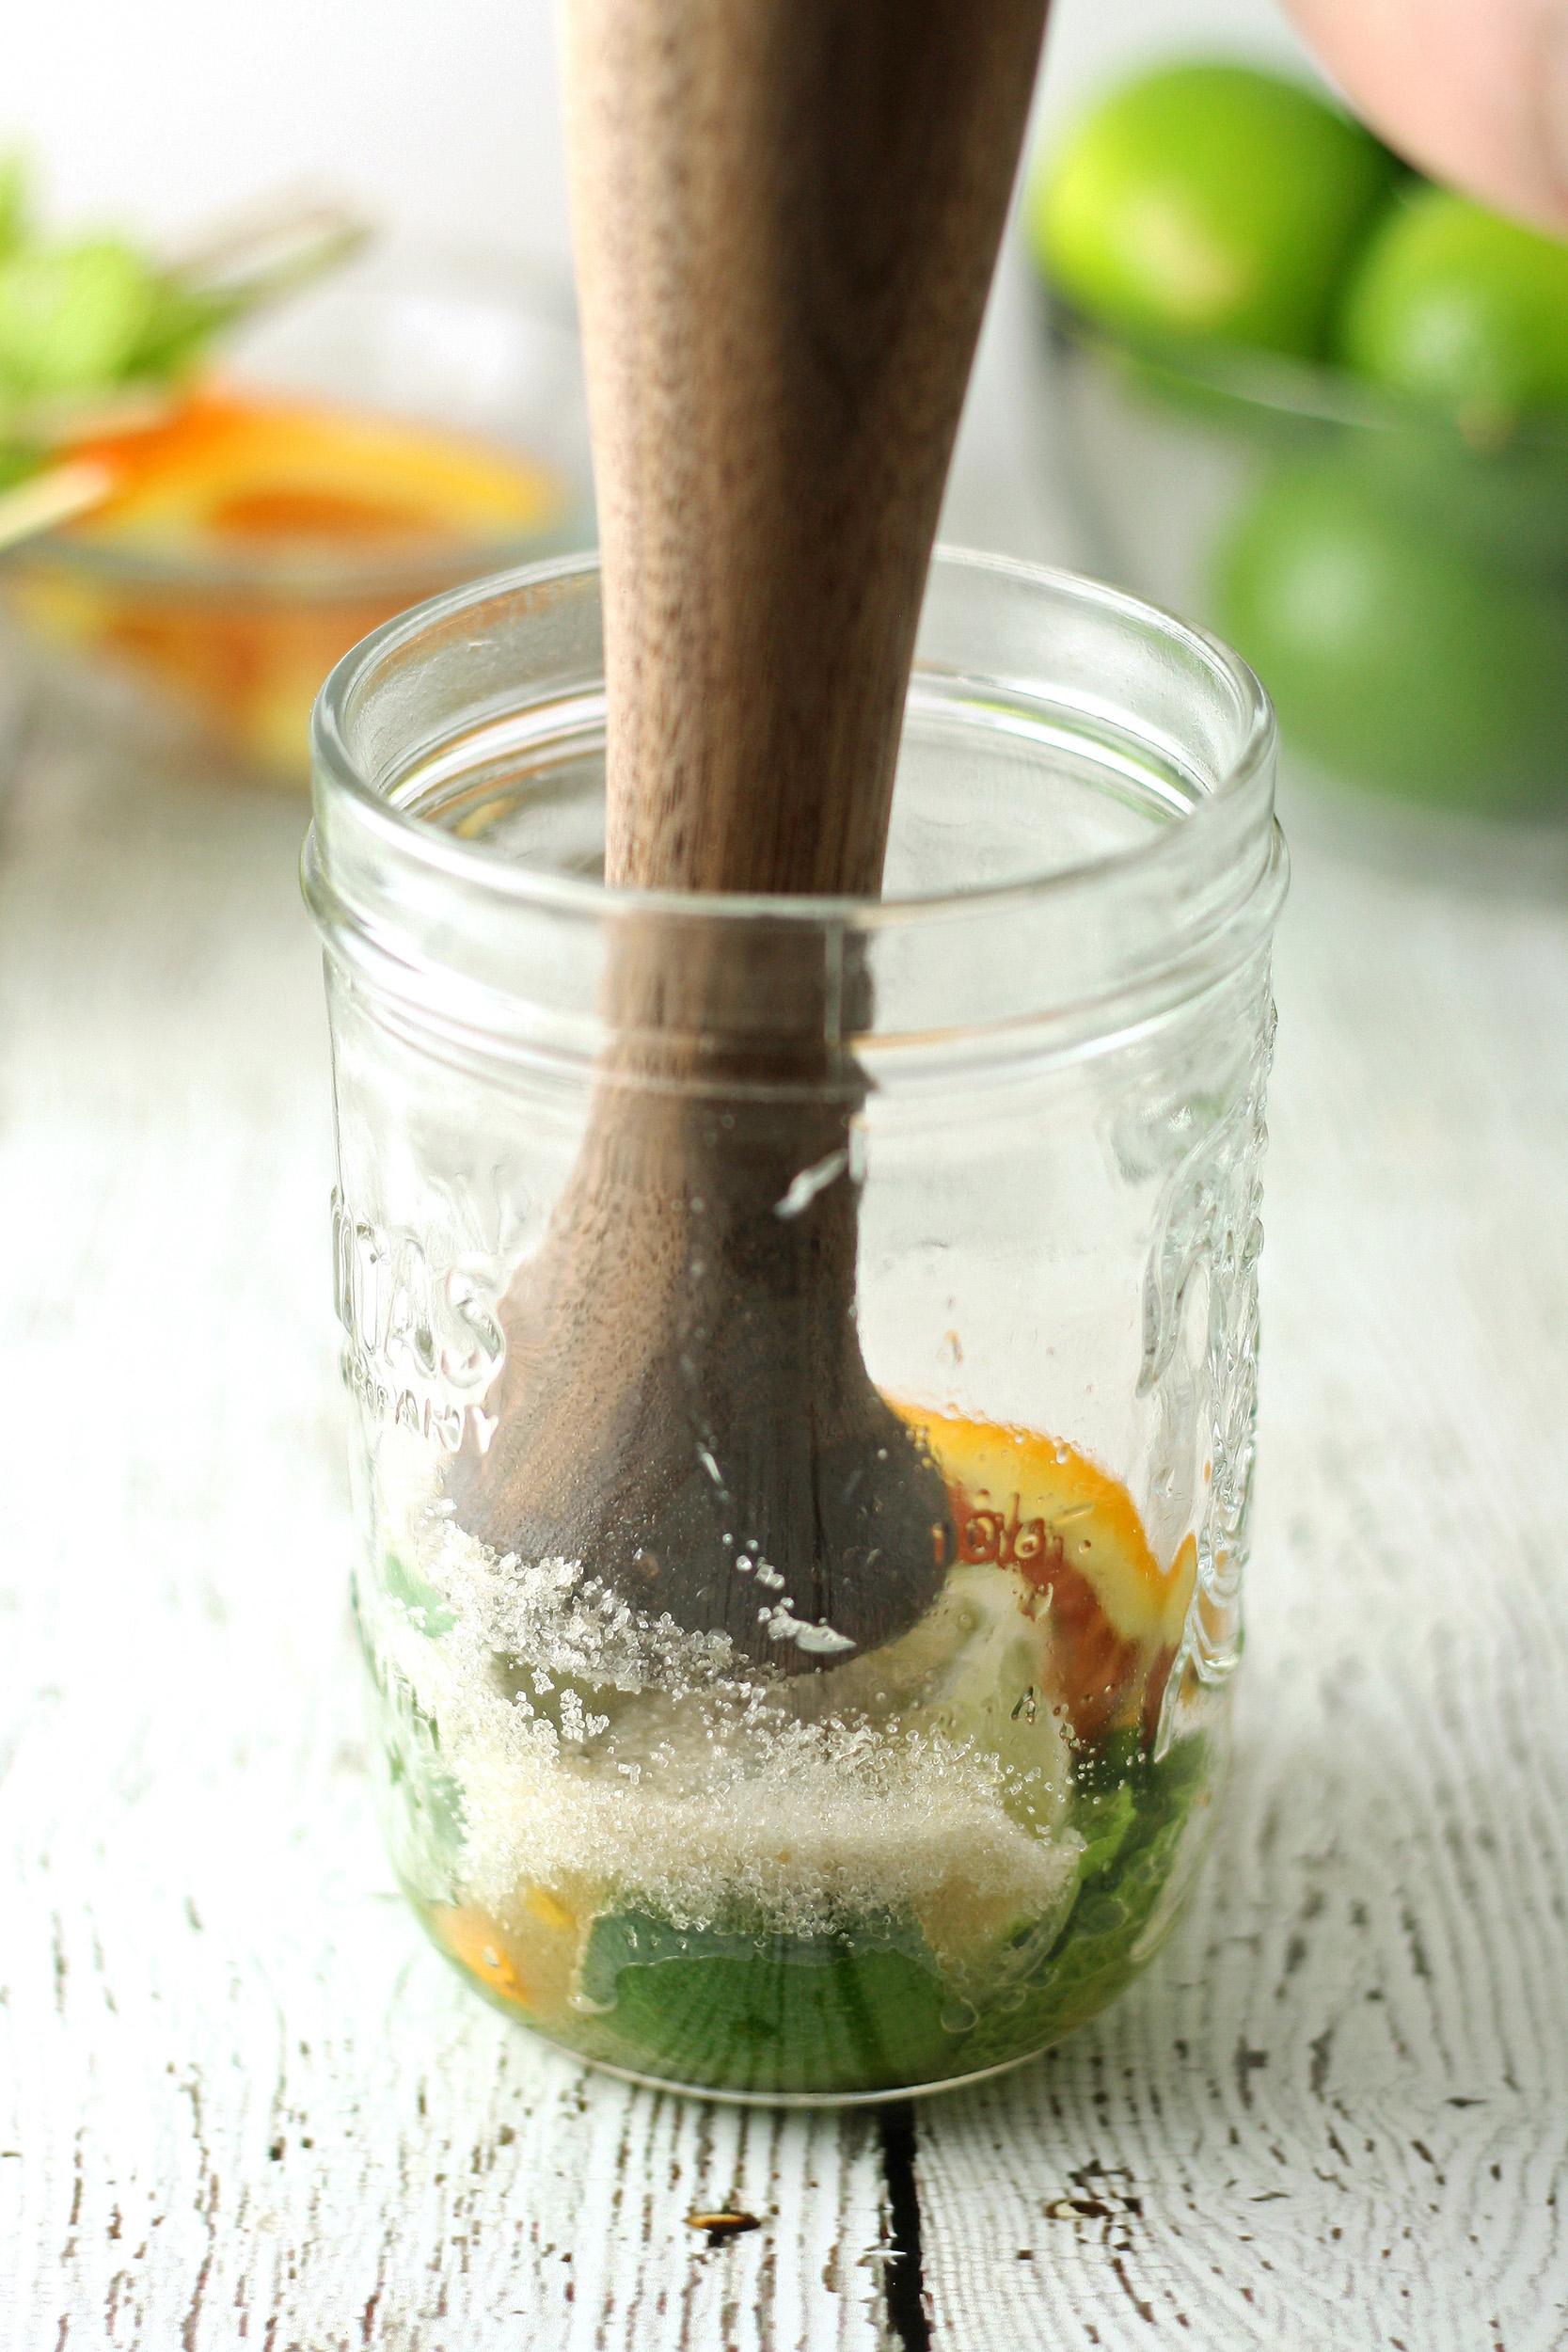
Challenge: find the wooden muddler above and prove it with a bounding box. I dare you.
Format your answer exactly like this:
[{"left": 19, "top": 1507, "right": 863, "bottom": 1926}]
[{"left": 451, "top": 0, "right": 1051, "bottom": 1667}]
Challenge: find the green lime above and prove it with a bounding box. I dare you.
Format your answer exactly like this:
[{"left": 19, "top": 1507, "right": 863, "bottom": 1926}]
[
  {"left": 0, "top": 156, "right": 27, "bottom": 264},
  {"left": 1027, "top": 63, "right": 1400, "bottom": 358},
  {"left": 1212, "top": 454, "right": 1568, "bottom": 810},
  {"left": 1337, "top": 188, "right": 1568, "bottom": 426},
  {"left": 1371, "top": 422, "right": 1568, "bottom": 586},
  {"left": 0, "top": 237, "right": 159, "bottom": 400}
]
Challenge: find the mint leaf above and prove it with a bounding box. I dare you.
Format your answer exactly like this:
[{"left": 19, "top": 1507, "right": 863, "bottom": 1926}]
[
  {"left": 381, "top": 1549, "right": 456, "bottom": 1637},
  {"left": 1073, "top": 1776, "right": 1137, "bottom": 1879},
  {"left": 575, "top": 1915, "right": 957, "bottom": 2098}
]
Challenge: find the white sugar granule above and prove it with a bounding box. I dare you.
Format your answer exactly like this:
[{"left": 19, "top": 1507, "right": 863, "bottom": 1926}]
[{"left": 366, "top": 1435, "right": 1082, "bottom": 1952}]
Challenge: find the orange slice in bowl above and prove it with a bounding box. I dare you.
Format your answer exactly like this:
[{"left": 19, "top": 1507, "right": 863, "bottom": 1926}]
[
  {"left": 65, "top": 388, "right": 567, "bottom": 552},
  {"left": 10, "top": 389, "right": 570, "bottom": 778}
]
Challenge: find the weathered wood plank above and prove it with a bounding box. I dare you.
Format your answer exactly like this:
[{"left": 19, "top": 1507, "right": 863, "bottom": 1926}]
[
  {"left": 911, "top": 819, "right": 1568, "bottom": 2348},
  {"left": 6, "top": 654, "right": 1566, "bottom": 2349},
  {"left": 0, "top": 707, "right": 892, "bottom": 2351}
]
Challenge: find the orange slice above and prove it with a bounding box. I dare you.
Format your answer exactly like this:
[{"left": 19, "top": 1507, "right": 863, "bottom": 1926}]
[
  {"left": 431, "top": 1883, "right": 589, "bottom": 2024},
  {"left": 64, "top": 388, "right": 566, "bottom": 554},
  {"left": 901, "top": 1408, "right": 1198, "bottom": 1745}
]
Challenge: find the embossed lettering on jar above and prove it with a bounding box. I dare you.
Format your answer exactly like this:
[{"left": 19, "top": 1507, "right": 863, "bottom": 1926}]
[{"left": 303, "top": 548, "right": 1287, "bottom": 2104}]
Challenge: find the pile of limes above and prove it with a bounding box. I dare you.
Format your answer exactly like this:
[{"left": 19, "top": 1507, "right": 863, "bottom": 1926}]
[{"left": 1027, "top": 63, "right": 1568, "bottom": 813}]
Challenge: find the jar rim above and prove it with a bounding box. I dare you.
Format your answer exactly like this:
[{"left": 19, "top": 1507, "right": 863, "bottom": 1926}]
[
  {"left": 309, "top": 544, "right": 1275, "bottom": 926},
  {"left": 303, "top": 548, "right": 1285, "bottom": 1067}
]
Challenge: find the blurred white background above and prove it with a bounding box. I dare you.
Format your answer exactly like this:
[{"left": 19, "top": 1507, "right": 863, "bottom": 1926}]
[
  {"left": 5, "top": 0, "right": 1328, "bottom": 563},
  {"left": 10, "top": 0, "right": 1317, "bottom": 265}
]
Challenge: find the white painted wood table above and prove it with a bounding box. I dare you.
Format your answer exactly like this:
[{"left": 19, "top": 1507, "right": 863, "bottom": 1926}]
[{"left": 2, "top": 620, "right": 1566, "bottom": 2350}]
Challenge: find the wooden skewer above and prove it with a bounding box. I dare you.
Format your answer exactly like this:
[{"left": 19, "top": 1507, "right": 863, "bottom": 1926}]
[
  {"left": 155, "top": 184, "right": 371, "bottom": 302},
  {"left": 451, "top": 0, "right": 1051, "bottom": 1669},
  {"left": 0, "top": 457, "right": 119, "bottom": 553}
]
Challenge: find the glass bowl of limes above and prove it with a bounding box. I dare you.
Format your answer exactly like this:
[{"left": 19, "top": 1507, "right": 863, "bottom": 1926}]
[{"left": 1025, "top": 61, "right": 1568, "bottom": 824}]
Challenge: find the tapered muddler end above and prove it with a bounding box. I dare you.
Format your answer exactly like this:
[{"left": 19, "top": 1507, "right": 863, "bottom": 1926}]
[{"left": 448, "top": 1080, "right": 955, "bottom": 1672}]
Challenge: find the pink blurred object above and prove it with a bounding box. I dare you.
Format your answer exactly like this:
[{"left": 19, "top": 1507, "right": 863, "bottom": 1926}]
[{"left": 1285, "top": 0, "right": 1568, "bottom": 232}]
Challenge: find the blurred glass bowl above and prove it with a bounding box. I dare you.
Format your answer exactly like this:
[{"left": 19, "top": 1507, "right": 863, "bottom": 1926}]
[
  {"left": 0, "top": 241, "right": 594, "bottom": 786},
  {"left": 1040, "top": 294, "right": 1568, "bottom": 825}
]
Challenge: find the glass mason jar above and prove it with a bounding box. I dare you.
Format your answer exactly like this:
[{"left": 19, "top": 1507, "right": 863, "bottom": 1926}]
[{"left": 303, "top": 548, "right": 1285, "bottom": 2105}]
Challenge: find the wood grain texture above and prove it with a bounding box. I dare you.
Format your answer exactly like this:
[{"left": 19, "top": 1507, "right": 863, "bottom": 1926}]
[
  {"left": 461, "top": 0, "right": 1049, "bottom": 1667},
  {"left": 911, "top": 815, "right": 1568, "bottom": 2349},
  {"left": 0, "top": 697, "right": 893, "bottom": 2351},
  {"left": 2, "top": 662, "right": 1566, "bottom": 2344},
  {"left": 566, "top": 0, "right": 1050, "bottom": 895}
]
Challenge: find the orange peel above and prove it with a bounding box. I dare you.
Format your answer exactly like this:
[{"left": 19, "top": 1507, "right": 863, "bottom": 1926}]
[{"left": 901, "top": 1408, "right": 1199, "bottom": 1743}]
